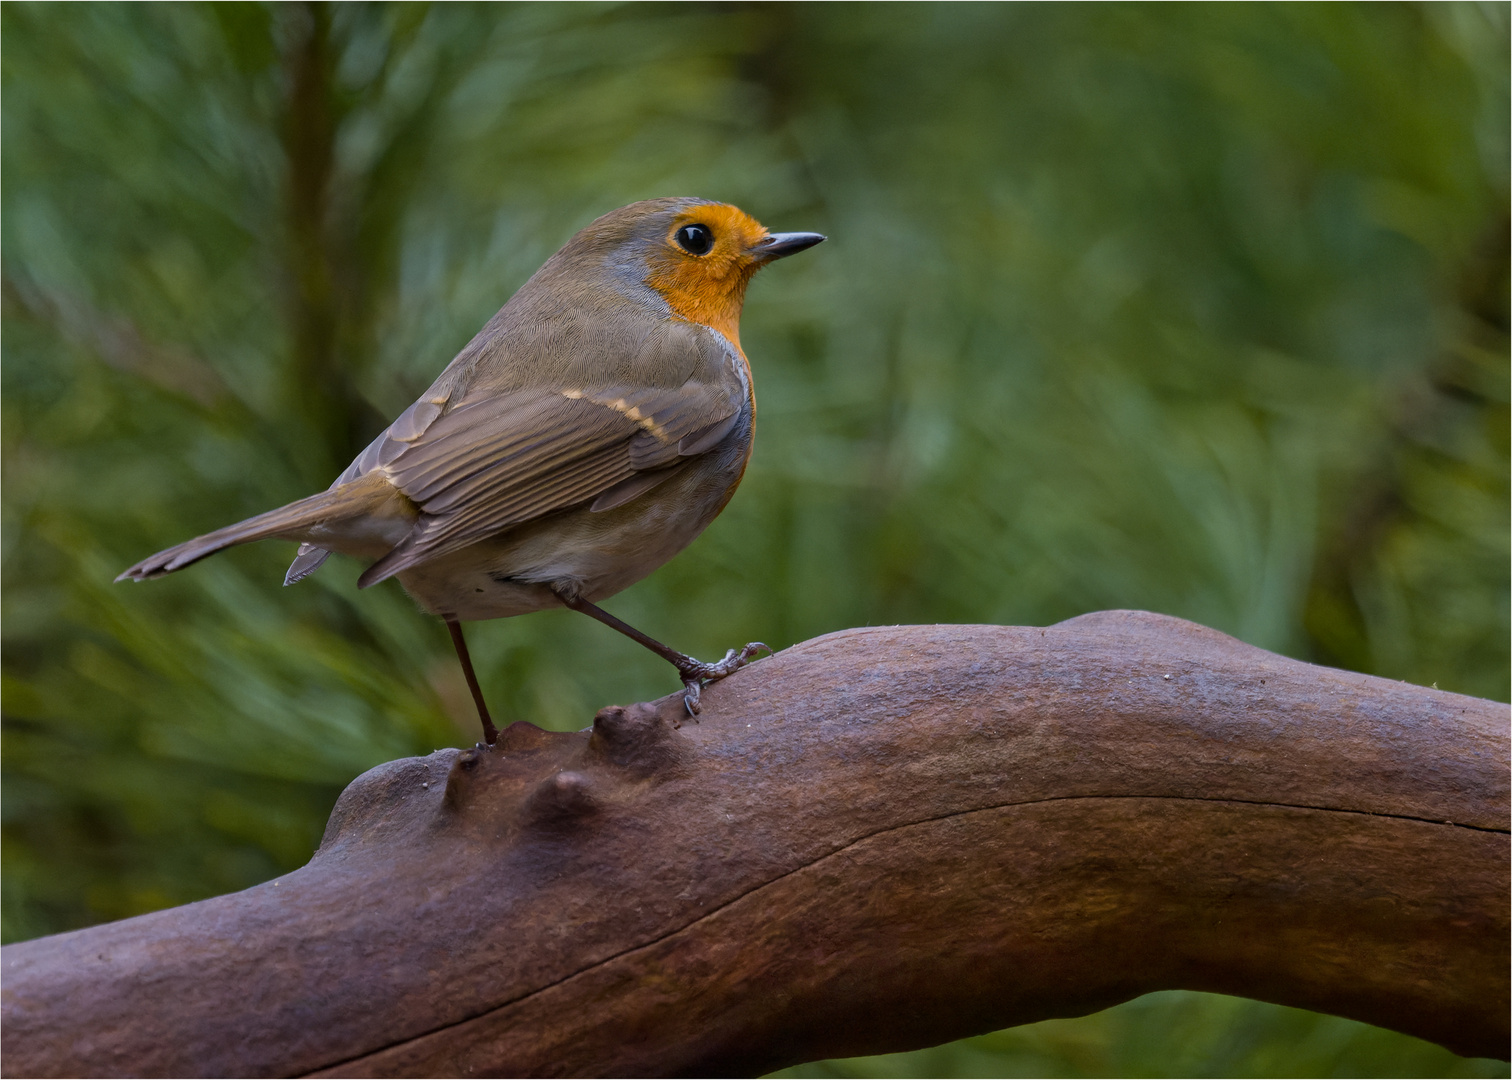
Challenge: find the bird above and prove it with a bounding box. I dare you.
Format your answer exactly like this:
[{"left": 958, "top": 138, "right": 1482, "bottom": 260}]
[{"left": 118, "top": 197, "right": 825, "bottom": 745}]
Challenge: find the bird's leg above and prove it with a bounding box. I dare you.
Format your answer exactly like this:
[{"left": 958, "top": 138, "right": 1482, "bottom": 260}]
[
  {"left": 445, "top": 617, "right": 499, "bottom": 745},
  {"left": 550, "top": 589, "right": 770, "bottom": 716}
]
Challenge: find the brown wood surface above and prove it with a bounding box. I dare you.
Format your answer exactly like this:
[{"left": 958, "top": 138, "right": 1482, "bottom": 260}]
[{"left": 2, "top": 611, "right": 1507, "bottom": 1077}]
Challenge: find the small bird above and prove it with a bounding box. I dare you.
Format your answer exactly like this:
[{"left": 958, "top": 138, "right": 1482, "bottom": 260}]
[{"left": 119, "top": 198, "right": 824, "bottom": 744}]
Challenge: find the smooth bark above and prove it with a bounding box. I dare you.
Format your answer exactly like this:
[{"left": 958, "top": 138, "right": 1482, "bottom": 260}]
[{"left": 2, "top": 611, "right": 1507, "bottom": 1077}]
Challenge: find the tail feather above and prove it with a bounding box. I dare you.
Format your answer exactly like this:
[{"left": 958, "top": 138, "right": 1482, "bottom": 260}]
[{"left": 117, "top": 475, "right": 394, "bottom": 582}]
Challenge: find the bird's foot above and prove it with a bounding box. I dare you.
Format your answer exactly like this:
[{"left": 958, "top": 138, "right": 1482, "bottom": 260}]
[{"left": 676, "top": 642, "right": 772, "bottom": 718}]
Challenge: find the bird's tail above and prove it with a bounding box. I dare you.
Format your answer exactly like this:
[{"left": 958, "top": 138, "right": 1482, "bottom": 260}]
[{"left": 116, "top": 474, "right": 395, "bottom": 582}]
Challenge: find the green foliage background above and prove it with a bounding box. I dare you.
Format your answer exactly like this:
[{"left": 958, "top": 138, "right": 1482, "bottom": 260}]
[{"left": 2, "top": 3, "right": 1507, "bottom": 1076}]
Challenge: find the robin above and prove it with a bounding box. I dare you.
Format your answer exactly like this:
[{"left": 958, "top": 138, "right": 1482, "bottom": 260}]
[{"left": 118, "top": 197, "right": 824, "bottom": 744}]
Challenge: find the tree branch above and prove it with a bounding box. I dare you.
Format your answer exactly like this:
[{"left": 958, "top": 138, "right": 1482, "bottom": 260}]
[{"left": 2, "top": 611, "right": 1507, "bottom": 1077}]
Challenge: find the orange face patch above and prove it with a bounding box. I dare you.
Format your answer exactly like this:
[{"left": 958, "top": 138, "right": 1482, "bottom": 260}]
[{"left": 643, "top": 203, "right": 773, "bottom": 350}]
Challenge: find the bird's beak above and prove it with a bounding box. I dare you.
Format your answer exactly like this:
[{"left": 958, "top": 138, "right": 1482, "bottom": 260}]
[{"left": 750, "top": 231, "right": 826, "bottom": 261}]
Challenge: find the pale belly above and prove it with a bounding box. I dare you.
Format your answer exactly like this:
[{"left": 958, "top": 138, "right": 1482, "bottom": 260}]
[{"left": 392, "top": 424, "right": 752, "bottom": 622}]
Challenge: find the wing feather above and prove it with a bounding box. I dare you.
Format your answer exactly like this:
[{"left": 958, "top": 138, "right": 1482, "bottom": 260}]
[{"left": 348, "top": 321, "right": 750, "bottom": 588}]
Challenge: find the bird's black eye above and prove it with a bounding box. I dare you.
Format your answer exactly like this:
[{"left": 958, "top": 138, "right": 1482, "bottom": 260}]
[{"left": 675, "top": 223, "right": 715, "bottom": 256}]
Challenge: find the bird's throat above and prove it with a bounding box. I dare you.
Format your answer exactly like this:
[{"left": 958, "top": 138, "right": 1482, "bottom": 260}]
[{"left": 645, "top": 265, "right": 753, "bottom": 352}]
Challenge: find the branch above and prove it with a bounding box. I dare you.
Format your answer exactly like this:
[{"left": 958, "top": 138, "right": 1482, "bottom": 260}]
[{"left": 2, "top": 612, "right": 1507, "bottom": 1077}]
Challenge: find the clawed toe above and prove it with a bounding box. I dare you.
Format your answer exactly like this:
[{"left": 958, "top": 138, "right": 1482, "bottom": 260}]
[
  {"left": 737, "top": 641, "right": 772, "bottom": 665},
  {"left": 681, "top": 678, "right": 703, "bottom": 719},
  {"left": 675, "top": 641, "right": 772, "bottom": 717}
]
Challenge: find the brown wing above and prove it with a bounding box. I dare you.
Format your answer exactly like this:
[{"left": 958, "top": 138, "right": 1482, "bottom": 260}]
[{"left": 354, "top": 329, "right": 746, "bottom": 588}]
